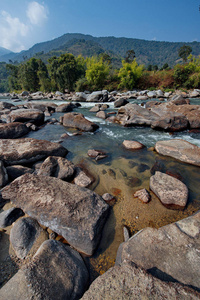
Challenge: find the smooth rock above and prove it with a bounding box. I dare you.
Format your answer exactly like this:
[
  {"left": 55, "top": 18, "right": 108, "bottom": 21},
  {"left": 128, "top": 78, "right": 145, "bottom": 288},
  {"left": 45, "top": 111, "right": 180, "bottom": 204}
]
[
  {"left": 0, "top": 207, "right": 24, "bottom": 228},
  {"left": 26, "top": 101, "right": 57, "bottom": 112},
  {"left": 9, "top": 109, "right": 44, "bottom": 125},
  {"left": 123, "top": 140, "right": 145, "bottom": 150},
  {"left": 150, "top": 171, "right": 188, "bottom": 209},
  {"left": 123, "top": 226, "right": 130, "bottom": 242},
  {"left": 0, "top": 122, "right": 30, "bottom": 139},
  {"left": 87, "top": 91, "right": 108, "bottom": 102},
  {"left": 10, "top": 217, "right": 48, "bottom": 259},
  {"left": 81, "top": 260, "right": 199, "bottom": 300},
  {"left": 2, "top": 174, "right": 109, "bottom": 255},
  {"left": 96, "top": 111, "right": 107, "bottom": 119},
  {"left": 155, "top": 139, "right": 200, "bottom": 166},
  {"left": 151, "top": 113, "right": 189, "bottom": 131},
  {"left": 0, "top": 138, "right": 68, "bottom": 165},
  {"left": 38, "top": 156, "right": 75, "bottom": 181},
  {"left": 55, "top": 103, "right": 74, "bottom": 112},
  {"left": 116, "top": 211, "right": 200, "bottom": 290},
  {"left": 60, "top": 112, "right": 99, "bottom": 132},
  {"left": 0, "top": 240, "right": 89, "bottom": 300},
  {"left": 102, "top": 193, "right": 115, "bottom": 203}
]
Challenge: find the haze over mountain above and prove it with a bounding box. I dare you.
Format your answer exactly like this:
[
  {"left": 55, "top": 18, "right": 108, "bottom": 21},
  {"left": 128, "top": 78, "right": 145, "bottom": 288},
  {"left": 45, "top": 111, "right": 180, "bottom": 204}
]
[{"left": 0, "top": 33, "right": 200, "bottom": 68}]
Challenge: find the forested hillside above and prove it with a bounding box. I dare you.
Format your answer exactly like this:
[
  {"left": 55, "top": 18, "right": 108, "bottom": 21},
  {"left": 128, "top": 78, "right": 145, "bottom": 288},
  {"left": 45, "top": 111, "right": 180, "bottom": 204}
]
[{"left": 1, "top": 33, "right": 199, "bottom": 68}]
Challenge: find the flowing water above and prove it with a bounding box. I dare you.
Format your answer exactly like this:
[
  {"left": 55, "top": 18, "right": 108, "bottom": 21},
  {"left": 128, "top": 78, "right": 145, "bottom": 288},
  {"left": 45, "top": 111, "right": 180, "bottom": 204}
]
[{"left": 1, "top": 97, "right": 200, "bottom": 280}]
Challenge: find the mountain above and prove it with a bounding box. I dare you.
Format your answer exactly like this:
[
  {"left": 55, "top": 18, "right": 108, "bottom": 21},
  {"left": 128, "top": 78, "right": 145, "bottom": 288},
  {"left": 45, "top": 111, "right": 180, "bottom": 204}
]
[
  {"left": 0, "top": 33, "right": 200, "bottom": 67},
  {"left": 0, "top": 46, "right": 13, "bottom": 57}
]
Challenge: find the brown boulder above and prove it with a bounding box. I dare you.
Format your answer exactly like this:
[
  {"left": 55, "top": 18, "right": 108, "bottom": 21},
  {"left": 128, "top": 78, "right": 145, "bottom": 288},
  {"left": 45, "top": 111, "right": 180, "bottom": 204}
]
[
  {"left": 122, "top": 140, "right": 145, "bottom": 150},
  {"left": 9, "top": 109, "right": 44, "bottom": 125},
  {"left": 60, "top": 112, "right": 99, "bottom": 132},
  {"left": 2, "top": 173, "right": 109, "bottom": 255},
  {"left": 0, "top": 122, "right": 30, "bottom": 139},
  {"left": 0, "top": 138, "right": 68, "bottom": 165}
]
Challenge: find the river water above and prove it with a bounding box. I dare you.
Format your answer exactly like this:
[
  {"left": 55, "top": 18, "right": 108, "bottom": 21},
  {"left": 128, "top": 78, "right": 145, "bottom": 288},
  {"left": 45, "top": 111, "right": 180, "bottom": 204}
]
[{"left": 2, "top": 97, "right": 200, "bottom": 280}]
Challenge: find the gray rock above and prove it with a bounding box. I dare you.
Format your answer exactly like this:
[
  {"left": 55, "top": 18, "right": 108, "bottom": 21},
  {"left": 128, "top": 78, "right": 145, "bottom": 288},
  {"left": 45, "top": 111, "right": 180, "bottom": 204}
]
[
  {"left": 10, "top": 217, "right": 48, "bottom": 259},
  {"left": 0, "top": 240, "right": 89, "bottom": 300},
  {"left": 190, "top": 90, "right": 200, "bottom": 98},
  {"left": 0, "top": 122, "right": 30, "bottom": 139},
  {"left": 0, "top": 207, "right": 24, "bottom": 228},
  {"left": 0, "top": 160, "right": 8, "bottom": 187},
  {"left": 87, "top": 91, "right": 108, "bottom": 102},
  {"left": 38, "top": 156, "right": 75, "bottom": 181},
  {"left": 114, "top": 98, "right": 129, "bottom": 108},
  {"left": 0, "top": 138, "right": 68, "bottom": 165},
  {"left": 116, "top": 211, "right": 200, "bottom": 291},
  {"left": 60, "top": 112, "right": 99, "bottom": 132},
  {"left": 21, "top": 91, "right": 29, "bottom": 97},
  {"left": 123, "top": 226, "right": 130, "bottom": 242},
  {"left": 102, "top": 193, "right": 115, "bottom": 203},
  {"left": 55, "top": 103, "right": 74, "bottom": 112},
  {"left": 72, "top": 92, "right": 87, "bottom": 102},
  {"left": 26, "top": 101, "right": 57, "bottom": 112},
  {"left": 136, "top": 95, "right": 148, "bottom": 100},
  {"left": 9, "top": 109, "right": 44, "bottom": 125},
  {"left": 6, "top": 165, "right": 33, "bottom": 181},
  {"left": 147, "top": 91, "right": 157, "bottom": 98},
  {"left": 155, "top": 139, "right": 200, "bottom": 166},
  {"left": 2, "top": 174, "right": 109, "bottom": 255},
  {"left": 96, "top": 111, "right": 107, "bottom": 119},
  {"left": 89, "top": 104, "right": 101, "bottom": 112},
  {"left": 150, "top": 171, "right": 188, "bottom": 209},
  {"left": 156, "top": 90, "right": 164, "bottom": 97},
  {"left": 151, "top": 113, "right": 189, "bottom": 131},
  {"left": 81, "top": 260, "right": 199, "bottom": 300}
]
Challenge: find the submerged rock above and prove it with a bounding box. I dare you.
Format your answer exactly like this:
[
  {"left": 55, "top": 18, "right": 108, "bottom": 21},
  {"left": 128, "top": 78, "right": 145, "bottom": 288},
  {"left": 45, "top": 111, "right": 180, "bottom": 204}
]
[
  {"left": 134, "top": 189, "right": 151, "bottom": 203},
  {"left": 0, "top": 138, "right": 68, "bottom": 165},
  {"left": 150, "top": 171, "right": 188, "bottom": 209},
  {"left": 0, "top": 240, "right": 89, "bottom": 300},
  {"left": 2, "top": 174, "right": 109, "bottom": 256}
]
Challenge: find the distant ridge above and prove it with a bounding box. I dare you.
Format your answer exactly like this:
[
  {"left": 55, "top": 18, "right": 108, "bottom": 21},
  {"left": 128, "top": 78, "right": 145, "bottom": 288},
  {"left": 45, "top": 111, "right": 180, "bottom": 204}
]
[
  {"left": 0, "top": 33, "right": 200, "bottom": 67},
  {"left": 0, "top": 46, "right": 13, "bottom": 57}
]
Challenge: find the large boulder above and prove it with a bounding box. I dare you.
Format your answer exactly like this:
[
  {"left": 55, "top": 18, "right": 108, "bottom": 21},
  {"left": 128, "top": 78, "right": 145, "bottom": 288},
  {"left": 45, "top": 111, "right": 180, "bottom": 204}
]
[
  {"left": 155, "top": 139, "right": 200, "bottom": 166},
  {"left": 0, "top": 138, "right": 68, "bottom": 165},
  {"left": 81, "top": 260, "right": 199, "bottom": 299},
  {"left": 0, "top": 102, "right": 15, "bottom": 110},
  {"left": 114, "top": 98, "right": 129, "bottom": 108},
  {"left": 38, "top": 156, "right": 75, "bottom": 180},
  {"left": 0, "top": 122, "right": 30, "bottom": 139},
  {"left": 116, "top": 211, "right": 200, "bottom": 291},
  {"left": 86, "top": 91, "right": 108, "bottom": 102},
  {"left": 10, "top": 217, "right": 48, "bottom": 259},
  {"left": 2, "top": 174, "right": 109, "bottom": 255},
  {"left": 55, "top": 103, "right": 75, "bottom": 112},
  {"left": 25, "top": 101, "right": 57, "bottom": 112},
  {"left": 149, "top": 171, "right": 188, "bottom": 209},
  {"left": 60, "top": 112, "right": 99, "bottom": 132},
  {"left": 151, "top": 113, "right": 189, "bottom": 131},
  {"left": 0, "top": 240, "right": 89, "bottom": 300},
  {"left": 9, "top": 109, "right": 44, "bottom": 125}
]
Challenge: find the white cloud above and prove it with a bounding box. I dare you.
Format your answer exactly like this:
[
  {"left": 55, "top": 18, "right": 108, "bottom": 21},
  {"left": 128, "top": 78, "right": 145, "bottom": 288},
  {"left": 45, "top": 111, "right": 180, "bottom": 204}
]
[
  {"left": 0, "top": 2, "right": 48, "bottom": 52},
  {"left": 27, "top": 1, "right": 48, "bottom": 26},
  {"left": 0, "top": 11, "right": 29, "bottom": 52}
]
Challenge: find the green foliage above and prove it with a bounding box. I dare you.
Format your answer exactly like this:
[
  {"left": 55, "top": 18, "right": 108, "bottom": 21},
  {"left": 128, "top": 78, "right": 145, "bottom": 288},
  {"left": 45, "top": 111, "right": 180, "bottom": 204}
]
[
  {"left": 118, "top": 59, "right": 144, "bottom": 90},
  {"left": 85, "top": 56, "right": 110, "bottom": 89},
  {"left": 178, "top": 45, "right": 192, "bottom": 62},
  {"left": 48, "top": 53, "right": 83, "bottom": 92},
  {"left": 6, "top": 64, "right": 21, "bottom": 91},
  {"left": 125, "top": 50, "right": 135, "bottom": 63}
]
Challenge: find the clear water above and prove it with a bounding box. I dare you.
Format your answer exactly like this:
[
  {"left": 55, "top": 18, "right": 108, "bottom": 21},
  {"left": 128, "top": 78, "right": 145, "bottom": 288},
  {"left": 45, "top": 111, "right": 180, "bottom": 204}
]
[{"left": 1, "top": 97, "right": 200, "bottom": 280}]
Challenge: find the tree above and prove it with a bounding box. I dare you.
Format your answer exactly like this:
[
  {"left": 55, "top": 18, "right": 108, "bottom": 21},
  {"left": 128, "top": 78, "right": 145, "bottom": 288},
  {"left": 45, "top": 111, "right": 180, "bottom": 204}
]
[
  {"left": 48, "top": 53, "right": 81, "bottom": 92},
  {"left": 85, "top": 56, "right": 110, "bottom": 89},
  {"left": 118, "top": 59, "right": 144, "bottom": 90},
  {"left": 178, "top": 45, "right": 192, "bottom": 62},
  {"left": 6, "top": 64, "right": 21, "bottom": 91},
  {"left": 125, "top": 50, "right": 135, "bottom": 63}
]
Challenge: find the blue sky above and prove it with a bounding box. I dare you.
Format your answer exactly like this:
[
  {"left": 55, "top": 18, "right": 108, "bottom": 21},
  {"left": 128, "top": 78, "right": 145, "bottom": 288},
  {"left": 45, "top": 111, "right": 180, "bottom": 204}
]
[{"left": 0, "top": 0, "right": 199, "bottom": 52}]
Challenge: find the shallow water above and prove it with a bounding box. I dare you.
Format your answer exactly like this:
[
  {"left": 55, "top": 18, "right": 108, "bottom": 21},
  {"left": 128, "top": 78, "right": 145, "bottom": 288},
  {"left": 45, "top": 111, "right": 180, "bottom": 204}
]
[{"left": 1, "top": 97, "right": 200, "bottom": 280}]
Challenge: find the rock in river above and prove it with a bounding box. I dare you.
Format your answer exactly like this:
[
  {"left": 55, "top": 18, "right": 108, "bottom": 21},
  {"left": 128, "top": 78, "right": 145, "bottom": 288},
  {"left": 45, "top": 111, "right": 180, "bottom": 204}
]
[
  {"left": 0, "top": 240, "right": 89, "bottom": 300},
  {"left": 0, "top": 122, "right": 30, "bottom": 139},
  {"left": 155, "top": 139, "right": 200, "bottom": 166},
  {"left": 150, "top": 171, "right": 188, "bottom": 209},
  {"left": 0, "top": 138, "right": 68, "bottom": 165},
  {"left": 9, "top": 108, "right": 45, "bottom": 125},
  {"left": 2, "top": 173, "right": 109, "bottom": 256},
  {"left": 116, "top": 211, "right": 200, "bottom": 291},
  {"left": 60, "top": 112, "right": 99, "bottom": 132}
]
